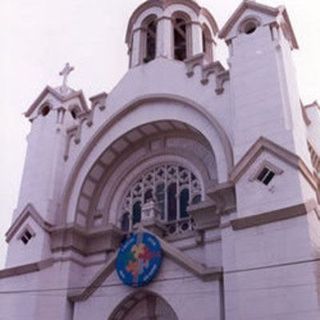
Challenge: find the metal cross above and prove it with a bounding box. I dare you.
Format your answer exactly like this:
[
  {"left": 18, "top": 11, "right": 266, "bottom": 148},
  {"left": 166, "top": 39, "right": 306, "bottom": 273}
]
[{"left": 59, "top": 63, "right": 74, "bottom": 88}]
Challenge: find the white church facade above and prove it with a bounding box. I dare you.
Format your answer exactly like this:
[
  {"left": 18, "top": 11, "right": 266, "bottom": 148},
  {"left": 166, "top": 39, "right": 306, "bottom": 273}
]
[{"left": 1, "top": 0, "right": 320, "bottom": 319}]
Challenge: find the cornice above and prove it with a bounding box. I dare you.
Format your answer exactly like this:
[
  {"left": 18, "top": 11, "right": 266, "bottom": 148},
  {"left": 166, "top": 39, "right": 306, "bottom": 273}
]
[
  {"left": 25, "top": 86, "right": 90, "bottom": 119},
  {"left": 231, "top": 199, "right": 318, "bottom": 230}
]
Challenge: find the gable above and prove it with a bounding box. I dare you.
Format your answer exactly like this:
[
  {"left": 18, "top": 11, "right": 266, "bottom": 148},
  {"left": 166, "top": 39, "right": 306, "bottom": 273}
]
[
  {"left": 219, "top": 1, "right": 298, "bottom": 49},
  {"left": 69, "top": 231, "right": 222, "bottom": 302},
  {"left": 230, "top": 137, "right": 317, "bottom": 218},
  {"left": 24, "top": 86, "right": 90, "bottom": 120},
  {"left": 230, "top": 137, "right": 315, "bottom": 188},
  {"left": 6, "top": 204, "right": 52, "bottom": 242}
]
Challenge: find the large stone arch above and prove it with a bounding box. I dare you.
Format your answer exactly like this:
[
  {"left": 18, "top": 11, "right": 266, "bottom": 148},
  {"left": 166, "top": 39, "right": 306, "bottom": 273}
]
[
  {"left": 59, "top": 95, "right": 233, "bottom": 226},
  {"left": 108, "top": 290, "right": 178, "bottom": 320}
]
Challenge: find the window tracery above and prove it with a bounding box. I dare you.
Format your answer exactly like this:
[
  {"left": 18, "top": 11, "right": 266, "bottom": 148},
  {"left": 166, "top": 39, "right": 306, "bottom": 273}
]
[{"left": 120, "top": 163, "right": 202, "bottom": 234}]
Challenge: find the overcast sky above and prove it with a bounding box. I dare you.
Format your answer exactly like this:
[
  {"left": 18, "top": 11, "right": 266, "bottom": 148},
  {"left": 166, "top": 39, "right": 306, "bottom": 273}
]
[{"left": 0, "top": 0, "right": 319, "bottom": 268}]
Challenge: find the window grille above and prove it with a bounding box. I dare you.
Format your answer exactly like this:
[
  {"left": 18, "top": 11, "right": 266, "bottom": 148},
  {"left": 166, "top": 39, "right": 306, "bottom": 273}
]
[
  {"left": 256, "top": 167, "right": 275, "bottom": 185},
  {"left": 120, "top": 164, "right": 202, "bottom": 234},
  {"left": 20, "top": 229, "right": 34, "bottom": 245}
]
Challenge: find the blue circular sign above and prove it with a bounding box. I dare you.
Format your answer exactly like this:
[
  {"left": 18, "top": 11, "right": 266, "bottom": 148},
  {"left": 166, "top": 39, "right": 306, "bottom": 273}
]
[{"left": 116, "top": 232, "right": 162, "bottom": 287}]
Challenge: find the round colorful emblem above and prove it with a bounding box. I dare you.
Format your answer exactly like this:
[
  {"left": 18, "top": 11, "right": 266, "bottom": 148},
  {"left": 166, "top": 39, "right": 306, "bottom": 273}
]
[{"left": 116, "top": 232, "right": 162, "bottom": 287}]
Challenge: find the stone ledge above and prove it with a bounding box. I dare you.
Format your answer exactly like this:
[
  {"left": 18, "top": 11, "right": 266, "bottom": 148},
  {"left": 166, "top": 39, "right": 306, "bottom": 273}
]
[
  {"left": 51, "top": 224, "right": 123, "bottom": 256},
  {"left": 231, "top": 199, "right": 317, "bottom": 230},
  {"left": 0, "top": 258, "right": 54, "bottom": 279}
]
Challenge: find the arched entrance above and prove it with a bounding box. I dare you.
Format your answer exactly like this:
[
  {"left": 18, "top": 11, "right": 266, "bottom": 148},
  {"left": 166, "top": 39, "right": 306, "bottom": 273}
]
[{"left": 109, "top": 291, "right": 178, "bottom": 320}]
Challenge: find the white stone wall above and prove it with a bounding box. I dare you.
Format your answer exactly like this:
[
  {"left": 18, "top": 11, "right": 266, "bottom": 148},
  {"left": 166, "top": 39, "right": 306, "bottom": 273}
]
[{"left": 1, "top": 1, "right": 320, "bottom": 320}]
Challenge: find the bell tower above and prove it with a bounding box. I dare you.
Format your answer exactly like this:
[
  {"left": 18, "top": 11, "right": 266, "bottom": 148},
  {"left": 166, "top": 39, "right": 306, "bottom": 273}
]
[
  {"left": 125, "top": 0, "right": 218, "bottom": 67},
  {"left": 5, "top": 64, "right": 89, "bottom": 267}
]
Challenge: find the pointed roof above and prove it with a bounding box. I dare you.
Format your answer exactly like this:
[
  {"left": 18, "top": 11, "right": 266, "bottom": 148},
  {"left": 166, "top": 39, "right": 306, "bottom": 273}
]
[
  {"left": 24, "top": 85, "right": 90, "bottom": 119},
  {"left": 219, "top": 0, "right": 298, "bottom": 49},
  {"left": 69, "top": 231, "right": 222, "bottom": 302}
]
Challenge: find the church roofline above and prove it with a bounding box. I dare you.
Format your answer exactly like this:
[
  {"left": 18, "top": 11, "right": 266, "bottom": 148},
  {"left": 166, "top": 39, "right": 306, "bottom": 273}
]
[
  {"left": 24, "top": 86, "right": 90, "bottom": 119},
  {"left": 68, "top": 230, "right": 222, "bottom": 302},
  {"left": 219, "top": 0, "right": 298, "bottom": 49}
]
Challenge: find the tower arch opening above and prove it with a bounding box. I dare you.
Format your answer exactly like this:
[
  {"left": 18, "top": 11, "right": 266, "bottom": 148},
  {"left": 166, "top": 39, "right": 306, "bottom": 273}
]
[
  {"left": 172, "top": 12, "right": 192, "bottom": 61},
  {"left": 141, "top": 14, "right": 158, "bottom": 63}
]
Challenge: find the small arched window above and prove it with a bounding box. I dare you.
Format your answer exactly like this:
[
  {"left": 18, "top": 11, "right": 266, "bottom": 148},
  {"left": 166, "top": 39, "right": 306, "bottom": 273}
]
[
  {"left": 142, "top": 16, "right": 157, "bottom": 63},
  {"left": 120, "top": 164, "right": 202, "bottom": 234},
  {"left": 39, "top": 104, "right": 51, "bottom": 117},
  {"left": 69, "top": 105, "right": 81, "bottom": 120},
  {"left": 173, "top": 15, "right": 191, "bottom": 61}
]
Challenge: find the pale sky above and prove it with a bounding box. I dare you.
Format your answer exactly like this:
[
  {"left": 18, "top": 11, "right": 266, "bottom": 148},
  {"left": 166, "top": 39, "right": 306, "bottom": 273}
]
[{"left": 0, "top": 0, "right": 319, "bottom": 268}]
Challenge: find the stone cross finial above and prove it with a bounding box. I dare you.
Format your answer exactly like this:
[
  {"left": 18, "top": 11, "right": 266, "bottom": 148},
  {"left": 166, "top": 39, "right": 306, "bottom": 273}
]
[{"left": 59, "top": 63, "right": 74, "bottom": 89}]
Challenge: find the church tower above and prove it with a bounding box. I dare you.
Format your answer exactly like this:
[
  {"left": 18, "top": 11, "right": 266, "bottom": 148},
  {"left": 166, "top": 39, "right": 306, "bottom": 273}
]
[{"left": 0, "top": 1, "right": 319, "bottom": 319}]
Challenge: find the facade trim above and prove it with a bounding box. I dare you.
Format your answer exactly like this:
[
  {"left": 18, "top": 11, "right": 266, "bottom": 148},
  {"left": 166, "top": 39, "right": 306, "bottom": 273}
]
[
  {"left": 0, "top": 258, "right": 54, "bottom": 279},
  {"left": 25, "top": 86, "right": 89, "bottom": 119},
  {"left": 231, "top": 199, "right": 317, "bottom": 230}
]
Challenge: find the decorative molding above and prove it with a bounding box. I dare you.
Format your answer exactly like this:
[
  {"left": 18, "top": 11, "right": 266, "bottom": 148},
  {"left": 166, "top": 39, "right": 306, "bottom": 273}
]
[
  {"left": 0, "top": 258, "right": 54, "bottom": 279},
  {"left": 89, "top": 92, "right": 108, "bottom": 111},
  {"left": 188, "top": 200, "right": 219, "bottom": 231},
  {"left": 6, "top": 204, "right": 53, "bottom": 242},
  {"left": 185, "top": 53, "right": 205, "bottom": 77},
  {"left": 69, "top": 230, "right": 222, "bottom": 302},
  {"left": 60, "top": 94, "right": 234, "bottom": 225},
  {"left": 25, "top": 86, "right": 90, "bottom": 119},
  {"left": 184, "top": 56, "right": 229, "bottom": 94},
  {"left": 231, "top": 199, "right": 317, "bottom": 230},
  {"left": 201, "top": 62, "right": 225, "bottom": 84},
  {"left": 307, "top": 141, "right": 320, "bottom": 174},
  {"left": 207, "top": 181, "right": 236, "bottom": 216},
  {"left": 215, "top": 71, "right": 230, "bottom": 95},
  {"left": 50, "top": 224, "right": 123, "bottom": 256}
]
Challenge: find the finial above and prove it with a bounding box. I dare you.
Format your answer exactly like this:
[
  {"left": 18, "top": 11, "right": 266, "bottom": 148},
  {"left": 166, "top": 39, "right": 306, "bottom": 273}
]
[{"left": 59, "top": 63, "right": 75, "bottom": 92}]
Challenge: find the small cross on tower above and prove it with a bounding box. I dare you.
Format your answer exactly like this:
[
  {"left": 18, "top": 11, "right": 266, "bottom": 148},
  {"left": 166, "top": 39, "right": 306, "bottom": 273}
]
[{"left": 59, "top": 63, "right": 74, "bottom": 92}]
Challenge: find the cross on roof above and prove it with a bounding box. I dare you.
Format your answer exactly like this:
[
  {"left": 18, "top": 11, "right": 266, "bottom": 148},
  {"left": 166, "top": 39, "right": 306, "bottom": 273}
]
[{"left": 59, "top": 63, "right": 75, "bottom": 89}]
